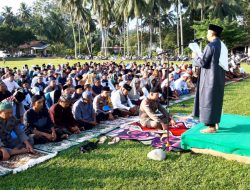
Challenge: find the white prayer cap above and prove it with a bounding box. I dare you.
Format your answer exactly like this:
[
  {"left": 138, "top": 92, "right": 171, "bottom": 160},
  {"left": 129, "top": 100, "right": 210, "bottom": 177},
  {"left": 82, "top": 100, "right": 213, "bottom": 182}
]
[
  {"left": 147, "top": 149, "right": 166, "bottom": 161},
  {"left": 119, "top": 81, "right": 126, "bottom": 87},
  {"left": 31, "top": 87, "right": 40, "bottom": 95}
]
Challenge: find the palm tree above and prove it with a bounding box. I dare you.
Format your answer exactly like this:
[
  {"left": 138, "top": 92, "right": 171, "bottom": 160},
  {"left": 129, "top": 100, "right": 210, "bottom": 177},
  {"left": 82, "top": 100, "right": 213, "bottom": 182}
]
[
  {"left": 86, "top": 0, "right": 113, "bottom": 56},
  {"left": 18, "top": 2, "right": 31, "bottom": 27},
  {"left": 128, "top": 0, "right": 148, "bottom": 56},
  {"left": 114, "top": 0, "right": 131, "bottom": 56},
  {"left": 207, "top": 0, "right": 243, "bottom": 21},
  {"left": 1, "top": 6, "right": 16, "bottom": 27},
  {"left": 145, "top": 0, "right": 171, "bottom": 56},
  {"left": 57, "top": 0, "right": 79, "bottom": 58}
]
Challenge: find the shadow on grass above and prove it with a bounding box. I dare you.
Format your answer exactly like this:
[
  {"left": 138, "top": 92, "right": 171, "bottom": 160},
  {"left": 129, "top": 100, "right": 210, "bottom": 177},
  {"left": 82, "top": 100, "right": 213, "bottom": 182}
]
[{"left": 1, "top": 165, "right": 160, "bottom": 189}]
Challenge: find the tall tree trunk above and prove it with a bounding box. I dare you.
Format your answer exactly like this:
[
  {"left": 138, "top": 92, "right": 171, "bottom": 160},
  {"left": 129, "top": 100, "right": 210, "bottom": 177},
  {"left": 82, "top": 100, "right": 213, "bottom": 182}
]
[
  {"left": 104, "top": 28, "right": 108, "bottom": 56},
  {"left": 126, "top": 18, "right": 129, "bottom": 56},
  {"left": 101, "top": 27, "right": 105, "bottom": 55},
  {"left": 149, "top": 14, "right": 153, "bottom": 57},
  {"left": 70, "top": 11, "right": 77, "bottom": 59},
  {"left": 136, "top": 17, "right": 140, "bottom": 57},
  {"left": 176, "top": 3, "right": 180, "bottom": 55},
  {"left": 82, "top": 25, "right": 91, "bottom": 55},
  {"left": 158, "top": 13, "right": 162, "bottom": 49},
  {"left": 201, "top": 0, "right": 204, "bottom": 21},
  {"left": 123, "top": 24, "right": 126, "bottom": 56},
  {"left": 140, "top": 19, "right": 143, "bottom": 56},
  {"left": 89, "top": 33, "right": 92, "bottom": 54},
  {"left": 178, "top": 0, "right": 184, "bottom": 55},
  {"left": 78, "top": 22, "right": 81, "bottom": 56}
]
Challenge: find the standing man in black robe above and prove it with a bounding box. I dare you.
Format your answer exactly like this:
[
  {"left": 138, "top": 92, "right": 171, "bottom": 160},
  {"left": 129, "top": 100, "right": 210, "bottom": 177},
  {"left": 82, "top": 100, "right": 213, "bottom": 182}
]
[{"left": 192, "top": 24, "right": 227, "bottom": 133}]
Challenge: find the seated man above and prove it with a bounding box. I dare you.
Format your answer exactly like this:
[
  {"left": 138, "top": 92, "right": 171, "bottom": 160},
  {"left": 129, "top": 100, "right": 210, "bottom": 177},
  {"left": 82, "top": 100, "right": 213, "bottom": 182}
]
[
  {"left": 0, "top": 101, "right": 34, "bottom": 161},
  {"left": 0, "top": 81, "right": 11, "bottom": 102},
  {"left": 71, "top": 85, "right": 84, "bottom": 103},
  {"left": 93, "top": 86, "right": 118, "bottom": 122},
  {"left": 49, "top": 95, "right": 81, "bottom": 135},
  {"left": 4, "top": 89, "right": 26, "bottom": 122},
  {"left": 24, "top": 95, "right": 67, "bottom": 144},
  {"left": 139, "top": 87, "right": 175, "bottom": 130},
  {"left": 174, "top": 73, "right": 190, "bottom": 96},
  {"left": 92, "top": 78, "right": 102, "bottom": 96},
  {"left": 111, "top": 83, "right": 138, "bottom": 117},
  {"left": 72, "top": 91, "right": 97, "bottom": 130}
]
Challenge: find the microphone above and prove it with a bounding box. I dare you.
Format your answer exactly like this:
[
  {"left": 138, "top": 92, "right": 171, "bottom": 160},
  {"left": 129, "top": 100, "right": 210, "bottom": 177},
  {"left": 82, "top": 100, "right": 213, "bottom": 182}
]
[
  {"left": 191, "top": 38, "right": 203, "bottom": 43},
  {"left": 157, "top": 49, "right": 172, "bottom": 56}
]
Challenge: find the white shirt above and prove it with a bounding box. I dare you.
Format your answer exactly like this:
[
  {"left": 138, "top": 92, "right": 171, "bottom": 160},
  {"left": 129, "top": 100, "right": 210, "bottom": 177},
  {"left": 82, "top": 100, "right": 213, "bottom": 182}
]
[
  {"left": 174, "top": 78, "right": 188, "bottom": 91},
  {"left": 3, "top": 79, "right": 20, "bottom": 92},
  {"left": 111, "top": 90, "right": 134, "bottom": 111}
]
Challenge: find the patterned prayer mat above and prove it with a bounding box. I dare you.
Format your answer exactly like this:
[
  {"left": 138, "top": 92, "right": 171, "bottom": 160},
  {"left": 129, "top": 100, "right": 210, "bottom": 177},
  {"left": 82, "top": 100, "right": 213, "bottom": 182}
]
[
  {"left": 0, "top": 150, "right": 57, "bottom": 176},
  {"left": 105, "top": 114, "right": 200, "bottom": 151}
]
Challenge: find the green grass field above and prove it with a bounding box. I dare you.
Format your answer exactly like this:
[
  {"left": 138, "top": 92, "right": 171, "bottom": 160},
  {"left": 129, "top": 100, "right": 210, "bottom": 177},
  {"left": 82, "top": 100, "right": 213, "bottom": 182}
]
[
  {"left": 1, "top": 57, "right": 147, "bottom": 69},
  {"left": 0, "top": 59, "right": 250, "bottom": 189}
]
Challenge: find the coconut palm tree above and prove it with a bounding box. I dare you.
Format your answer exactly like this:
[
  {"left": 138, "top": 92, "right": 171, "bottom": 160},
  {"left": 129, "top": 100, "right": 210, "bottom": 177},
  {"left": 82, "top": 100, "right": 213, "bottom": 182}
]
[
  {"left": 144, "top": 0, "right": 171, "bottom": 56},
  {"left": 120, "top": 0, "right": 148, "bottom": 56},
  {"left": 207, "top": 0, "right": 243, "bottom": 21},
  {"left": 57, "top": 0, "right": 79, "bottom": 58},
  {"left": 1, "top": 6, "right": 16, "bottom": 27},
  {"left": 114, "top": 0, "right": 132, "bottom": 56},
  {"left": 18, "top": 2, "right": 31, "bottom": 27},
  {"left": 86, "top": 0, "right": 113, "bottom": 56}
]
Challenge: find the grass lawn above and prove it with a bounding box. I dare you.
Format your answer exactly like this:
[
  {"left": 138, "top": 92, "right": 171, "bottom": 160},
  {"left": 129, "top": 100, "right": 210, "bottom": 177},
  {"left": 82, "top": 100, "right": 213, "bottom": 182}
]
[
  {"left": 0, "top": 57, "right": 149, "bottom": 69},
  {"left": 0, "top": 60, "right": 250, "bottom": 189}
]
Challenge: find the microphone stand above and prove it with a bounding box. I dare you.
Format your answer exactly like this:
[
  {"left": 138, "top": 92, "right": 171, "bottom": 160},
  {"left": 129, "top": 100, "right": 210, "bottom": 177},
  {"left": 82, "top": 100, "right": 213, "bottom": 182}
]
[{"left": 161, "top": 52, "right": 171, "bottom": 151}]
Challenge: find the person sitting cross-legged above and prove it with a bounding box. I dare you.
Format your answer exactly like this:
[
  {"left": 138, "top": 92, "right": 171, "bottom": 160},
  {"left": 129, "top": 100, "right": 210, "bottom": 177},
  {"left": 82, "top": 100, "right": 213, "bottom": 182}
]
[
  {"left": 0, "top": 101, "right": 34, "bottom": 161},
  {"left": 49, "top": 95, "right": 81, "bottom": 135},
  {"left": 93, "top": 86, "right": 119, "bottom": 122},
  {"left": 72, "top": 91, "right": 97, "bottom": 130},
  {"left": 24, "top": 95, "right": 68, "bottom": 144},
  {"left": 111, "top": 83, "right": 138, "bottom": 117},
  {"left": 139, "top": 87, "right": 175, "bottom": 130}
]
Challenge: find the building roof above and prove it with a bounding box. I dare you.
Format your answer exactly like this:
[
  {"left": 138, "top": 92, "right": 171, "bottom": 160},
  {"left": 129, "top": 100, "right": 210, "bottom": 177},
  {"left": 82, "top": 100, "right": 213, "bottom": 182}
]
[{"left": 19, "top": 41, "right": 49, "bottom": 50}]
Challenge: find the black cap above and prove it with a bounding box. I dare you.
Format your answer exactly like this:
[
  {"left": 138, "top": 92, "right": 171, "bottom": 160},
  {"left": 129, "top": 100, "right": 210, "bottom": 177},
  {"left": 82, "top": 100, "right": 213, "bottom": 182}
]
[
  {"left": 208, "top": 24, "right": 223, "bottom": 36},
  {"left": 150, "top": 87, "right": 160, "bottom": 93},
  {"left": 75, "top": 85, "right": 83, "bottom": 90},
  {"left": 13, "top": 90, "right": 26, "bottom": 103},
  {"left": 123, "top": 84, "right": 132, "bottom": 91},
  {"left": 32, "top": 95, "right": 43, "bottom": 104},
  {"left": 62, "top": 85, "right": 69, "bottom": 90},
  {"left": 102, "top": 86, "right": 110, "bottom": 92}
]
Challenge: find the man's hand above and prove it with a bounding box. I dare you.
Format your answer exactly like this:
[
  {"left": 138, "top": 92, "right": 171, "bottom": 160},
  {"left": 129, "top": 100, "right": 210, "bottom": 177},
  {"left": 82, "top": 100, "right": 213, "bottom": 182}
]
[
  {"left": 90, "top": 121, "right": 97, "bottom": 126},
  {"left": 25, "top": 142, "right": 35, "bottom": 153},
  {"left": 161, "top": 122, "right": 168, "bottom": 130},
  {"left": 169, "top": 119, "right": 176, "bottom": 127},
  {"left": 51, "top": 131, "right": 57, "bottom": 141},
  {"left": 129, "top": 106, "right": 137, "bottom": 113},
  {"left": 108, "top": 113, "right": 114, "bottom": 121},
  {"left": 71, "top": 126, "right": 81, "bottom": 134}
]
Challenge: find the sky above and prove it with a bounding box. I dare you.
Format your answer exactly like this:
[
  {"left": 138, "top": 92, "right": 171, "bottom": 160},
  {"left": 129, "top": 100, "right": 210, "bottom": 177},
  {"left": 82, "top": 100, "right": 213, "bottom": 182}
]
[{"left": 0, "top": 0, "right": 35, "bottom": 13}]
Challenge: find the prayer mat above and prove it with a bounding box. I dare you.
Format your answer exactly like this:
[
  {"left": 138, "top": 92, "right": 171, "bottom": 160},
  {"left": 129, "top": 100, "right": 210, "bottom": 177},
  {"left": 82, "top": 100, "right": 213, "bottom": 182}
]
[
  {"left": 181, "top": 114, "right": 250, "bottom": 157},
  {"left": 100, "top": 116, "right": 139, "bottom": 127},
  {"left": 34, "top": 140, "right": 79, "bottom": 153},
  {"left": 151, "top": 135, "right": 182, "bottom": 151},
  {"left": 67, "top": 124, "right": 118, "bottom": 143},
  {"left": 0, "top": 150, "right": 57, "bottom": 176}
]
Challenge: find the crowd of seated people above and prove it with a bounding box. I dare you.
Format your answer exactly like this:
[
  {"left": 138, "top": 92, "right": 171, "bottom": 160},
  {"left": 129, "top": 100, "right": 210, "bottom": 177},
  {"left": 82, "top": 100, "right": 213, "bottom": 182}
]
[{"left": 0, "top": 60, "right": 247, "bottom": 161}]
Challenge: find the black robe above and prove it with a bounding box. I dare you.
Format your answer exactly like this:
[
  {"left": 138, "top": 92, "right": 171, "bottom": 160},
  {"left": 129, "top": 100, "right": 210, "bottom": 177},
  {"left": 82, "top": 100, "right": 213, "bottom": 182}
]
[{"left": 192, "top": 38, "right": 225, "bottom": 124}]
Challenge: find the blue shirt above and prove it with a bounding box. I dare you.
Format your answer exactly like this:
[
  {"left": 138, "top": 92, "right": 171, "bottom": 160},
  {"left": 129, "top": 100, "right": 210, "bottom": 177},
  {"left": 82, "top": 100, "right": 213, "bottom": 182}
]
[{"left": 72, "top": 99, "right": 94, "bottom": 122}]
